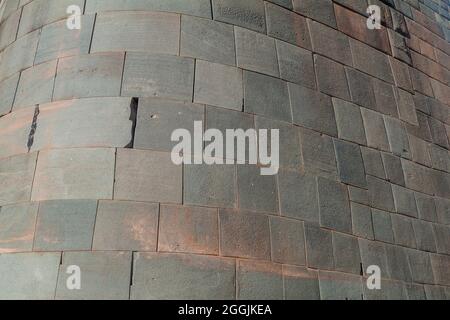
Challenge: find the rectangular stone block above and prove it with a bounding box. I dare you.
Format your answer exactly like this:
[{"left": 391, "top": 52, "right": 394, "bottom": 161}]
[
  {"left": 277, "top": 41, "right": 315, "bottom": 89},
  {"left": 219, "top": 209, "right": 270, "bottom": 260},
  {"left": 402, "top": 159, "right": 434, "bottom": 195},
  {"left": 348, "top": 185, "right": 369, "bottom": 206},
  {"left": 194, "top": 60, "right": 243, "bottom": 111},
  {"left": 0, "top": 106, "right": 34, "bottom": 160},
  {"left": 34, "top": 200, "right": 97, "bottom": 251},
  {"left": 409, "top": 134, "right": 431, "bottom": 167},
  {"left": 389, "top": 57, "right": 413, "bottom": 92},
  {"left": 283, "top": 266, "right": 320, "bottom": 300},
  {"left": 35, "top": 15, "right": 95, "bottom": 64},
  {"left": 381, "top": 152, "right": 405, "bottom": 186},
  {"left": 308, "top": 19, "right": 352, "bottom": 66},
  {"left": 32, "top": 148, "right": 115, "bottom": 201},
  {"left": 305, "top": 222, "right": 334, "bottom": 270},
  {"left": 372, "top": 79, "right": 398, "bottom": 118},
  {"left": 235, "top": 27, "right": 279, "bottom": 77},
  {"left": 122, "top": 53, "right": 194, "bottom": 101},
  {"left": 243, "top": 71, "right": 291, "bottom": 122},
  {"left": 392, "top": 184, "right": 418, "bottom": 217},
  {"left": 56, "top": 251, "right": 132, "bottom": 300},
  {"left": 180, "top": 15, "right": 235, "bottom": 66},
  {"left": 395, "top": 88, "right": 418, "bottom": 125},
  {"left": 406, "top": 249, "right": 435, "bottom": 284},
  {"left": 265, "top": 2, "right": 311, "bottom": 49},
  {"left": 429, "top": 117, "right": 449, "bottom": 149},
  {"left": 361, "top": 147, "right": 385, "bottom": 179},
  {"left": 412, "top": 219, "right": 437, "bottom": 252},
  {"left": 391, "top": 214, "right": 417, "bottom": 248},
  {"left": 315, "top": 55, "right": 350, "bottom": 101},
  {"left": 0, "top": 252, "right": 60, "bottom": 299},
  {"left": 14, "top": 60, "right": 57, "bottom": 109},
  {"left": 359, "top": 239, "right": 389, "bottom": 278},
  {"left": 351, "top": 203, "right": 374, "bottom": 240},
  {"left": 435, "top": 198, "right": 450, "bottom": 225},
  {"left": 288, "top": 83, "right": 336, "bottom": 136},
  {"left": 93, "top": 201, "right": 159, "bottom": 251},
  {"left": 346, "top": 67, "right": 376, "bottom": 110},
  {"left": 332, "top": 232, "right": 361, "bottom": 275},
  {"left": 333, "top": 98, "right": 367, "bottom": 145},
  {"left": 0, "top": 9, "right": 20, "bottom": 52},
  {"left": 361, "top": 108, "right": 390, "bottom": 152},
  {"left": 415, "top": 193, "right": 438, "bottom": 222},
  {"left": 91, "top": 11, "right": 180, "bottom": 54},
  {"left": 132, "top": 253, "right": 235, "bottom": 299},
  {"left": 430, "top": 254, "right": 450, "bottom": 286},
  {"left": 319, "top": 271, "right": 363, "bottom": 300},
  {"left": 293, "top": 0, "right": 336, "bottom": 28},
  {"left": 53, "top": 52, "right": 124, "bottom": 100},
  {"left": 384, "top": 116, "right": 411, "bottom": 159},
  {"left": 270, "top": 217, "right": 306, "bottom": 266},
  {"left": 372, "top": 209, "right": 395, "bottom": 243},
  {"left": 278, "top": 170, "right": 319, "bottom": 222},
  {"left": 0, "top": 73, "right": 19, "bottom": 116},
  {"left": 115, "top": 149, "right": 182, "bottom": 204},
  {"left": 0, "top": 202, "right": 38, "bottom": 253},
  {"left": 212, "top": 0, "right": 266, "bottom": 33},
  {"left": 158, "top": 205, "right": 218, "bottom": 255},
  {"left": 385, "top": 244, "right": 413, "bottom": 282},
  {"left": 334, "top": 139, "right": 367, "bottom": 189},
  {"left": 0, "top": 152, "right": 37, "bottom": 206},
  {"left": 433, "top": 224, "right": 450, "bottom": 255},
  {"left": 237, "top": 260, "right": 283, "bottom": 300}
]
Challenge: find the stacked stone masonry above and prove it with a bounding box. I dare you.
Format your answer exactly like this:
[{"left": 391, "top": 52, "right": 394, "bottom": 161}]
[{"left": 0, "top": 0, "right": 449, "bottom": 300}]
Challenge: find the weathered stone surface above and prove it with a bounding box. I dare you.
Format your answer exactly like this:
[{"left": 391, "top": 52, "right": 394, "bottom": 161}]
[
  {"left": 277, "top": 41, "right": 315, "bottom": 89},
  {"left": 391, "top": 214, "right": 417, "bottom": 248},
  {"left": 412, "top": 219, "right": 437, "bottom": 252},
  {"left": 433, "top": 224, "right": 450, "bottom": 255},
  {"left": 122, "top": 53, "right": 194, "bottom": 101},
  {"left": 235, "top": 27, "right": 279, "bottom": 77},
  {"left": 402, "top": 159, "right": 434, "bottom": 195},
  {"left": 0, "top": 152, "right": 37, "bottom": 206},
  {"left": 333, "top": 98, "right": 367, "bottom": 145},
  {"left": 93, "top": 201, "right": 159, "bottom": 252},
  {"left": 348, "top": 185, "right": 369, "bottom": 206},
  {"left": 435, "top": 198, "right": 450, "bottom": 225},
  {"left": 315, "top": 55, "right": 350, "bottom": 100},
  {"left": 132, "top": 253, "right": 235, "bottom": 299},
  {"left": 32, "top": 148, "right": 115, "bottom": 201},
  {"left": 0, "top": 252, "right": 60, "bottom": 299},
  {"left": 219, "top": 209, "right": 270, "bottom": 260},
  {"left": 368, "top": 176, "right": 396, "bottom": 212},
  {"left": 0, "top": 73, "right": 19, "bottom": 116},
  {"left": 361, "top": 108, "right": 391, "bottom": 152},
  {"left": 265, "top": 2, "right": 311, "bottom": 49},
  {"left": 278, "top": 170, "right": 319, "bottom": 222},
  {"left": 34, "top": 200, "right": 97, "bottom": 251},
  {"left": 359, "top": 239, "right": 390, "bottom": 278},
  {"left": 351, "top": 203, "right": 374, "bottom": 240},
  {"left": 429, "top": 117, "right": 450, "bottom": 149},
  {"left": 194, "top": 60, "right": 243, "bottom": 111},
  {"left": 395, "top": 88, "right": 419, "bottom": 125},
  {"left": 382, "top": 152, "right": 405, "bottom": 186},
  {"left": 415, "top": 193, "right": 438, "bottom": 222},
  {"left": 91, "top": 11, "right": 180, "bottom": 54},
  {"left": 392, "top": 185, "right": 418, "bottom": 217},
  {"left": 364, "top": 279, "right": 407, "bottom": 300},
  {"left": 237, "top": 260, "right": 283, "bottom": 300},
  {"left": 385, "top": 244, "right": 413, "bottom": 282},
  {"left": 346, "top": 68, "right": 377, "bottom": 110},
  {"left": 373, "top": 79, "right": 399, "bottom": 118},
  {"left": 293, "top": 0, "right": 337, "bottom": 28},
  {"left": 237, "top": 165, "right": 278, "bottom": 212},
  {"left": 361, "top": 147, "right": 385, "bottom": 179},
  {"left": 384, "top": 116, "right": 411, "bottom": 159},
  {"left": 0, "top": 106, "right": 34, "bottom": 160},
  {"left": 332, "top": 232, "right": 361, "bottom": 274},
  {"left": 270, "top": 217, "right": 306, "bottom": 266},
  {"left": 424, "top": 285, "right": 447, "bottom": 300},
  {"left": 428, "top": 145, "right": 450, "bottom": 172},
  {"left": 56, "top": 251, "right": 132, "bottom": 300},
  {"left": 0, "top": 10, "right": 19, "bottom": 52},
  {"left": 0, "top": 202, "right": 38, "bottom": 253},
  {"left": 304, "top": 223, "right": 334, "bottom": 270},
  {"left": 405, "top": 283, "right": 426, "bottom": 300},
  {"left": 409, "top": 134, "right": 431, "bottom": 167},
  {"left": 212, "top": 0, "right": 266, "bottom": 33},
  {"left": 389, "top": 57, "right": 413, "bottom": 92},
  {"left": 372, "top": 209, "right": 395, "bottom": 243},
  {"left": 115, "top": 149, "right": 182, "bottom": 204},
  {"left": 430, "top": 254, "right": 450, "bottom": 286},
  {"left": 318, "top": 271, "right": 363, "bottom": 300},
  {"left": 288, "top": 83, "right": 337, "bottom": 136},
  {"left": 334, "top": 139, "right": 367, "bottom": 188},
  {"left": 243, "top": 71, "right": 291, "bottom": 122},
  {"left": 283, "top": 266, "right": 320, "bottom": 300},
  {"left": 180, "top": 15, "right": 235, "bottom": 66},
  {"left": 159, "top": 205, "right": 218, "bottom": 255}
]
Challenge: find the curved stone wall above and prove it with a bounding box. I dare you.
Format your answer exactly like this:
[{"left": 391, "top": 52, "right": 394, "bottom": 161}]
[{"left": 0, "top": 0, "right": 449, "bottom": 300}]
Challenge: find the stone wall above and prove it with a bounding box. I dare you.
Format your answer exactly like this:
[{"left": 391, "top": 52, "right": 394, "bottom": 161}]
[{"left": 0, "top": 0, "right": 449, "bottom": 299}]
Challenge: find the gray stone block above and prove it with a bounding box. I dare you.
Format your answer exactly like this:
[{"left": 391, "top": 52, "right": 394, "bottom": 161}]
[
  {"left": 346, "top": 67, "right": 377, "bottom": 111},
  {"left": 270, "top": 217, "right": 306, "bottom": 266},
  {"left": 364, "top": 279, "right": 407, "bottom": 300},
  {"left": 91, "top": 11, "right": 180, "bottom": 55},
  {"left": 194, "top": 60, "right": 243, "bottom": 111},
  {"left": 115, "top": 149, "right": 182, "bottom": 204},
  {"left": 315, "top": 55, "right": 350, "bottom": 101},
  {"left": 384, "top": 116, "right": 411, "bottom": 159},
  {"left": 429, "top": 144, "right": 450, "bottom": 172},
  {"left": 0, "top": 105, "right": 33, "bottom": 160},
  {"left": 429, "top": 117, "right": 449, "bottom": 149},
  {"left": 219, "top": 209, "right": 270, "bottom": 260},
  {"left": 351, "top": 203, "right": 374, "bottom": 240},
  {"left": 435, "top": 198, "right": 450, "bottom": 225},
  {"left": 34, "top": 200, "right": 97, "bottom": 251},
  {"left": 184, "top": 163, "right": 236, "bottom": 208},
  {"left": 430, "top": 254, "right": 450, "bottom": 287},
  {"left": 332, "top": 232, "right": 361, "bottom": 275},
  {"left": 391, "top": 214, "right": 417, "bottom": 248},
  {"left": 235, "top": 27, "right": 279, "bottom": 77},
  {"left": 0, "top": 73, "right": 19, "bottom": 116},
  {"left": 283, "top": 266, "right": 320, "bottom": 300},
  {"left": 333, "top": 98, "right": 367, "bottom": 145},
  {"left": 93, "top": 201, "right": 159, "bottom": 252},
  {"left": 293, "top": 0, "right": 337, "bottom": 28},
  {"left": 405, "top": 283, "right": 426, "bottom": 300},
  {"left": 392, "top": 184, "right": 418, "bottom": 217},
  {"left": 389, "top": 57, "right": 413, "bottom": 92},
  {"left": 0, "top": 202, "right": 38, "bottom": 253},
  {"left": 381, "top": 152, "right": 405, "bottom": 186},
  {"left": 412, "top": 219, "right": 437, "bottom": 252},
  {"left": 409, "top": 134, "right": 431, "bottom": 167},
  {"left": 305, "top": 223, "right": 334, "bottom": 270},
  {"left": 334, "top": 139, "right": 367, "bottom": 189},
  {"left": 278, "top": 170, "right": 319, "bottom": 222},
  {"left": 288, "top": 83, "right": 337, "bottom": 137},
  {"left": 0, "top": 252, "right": 60, "bottom": 299},
  {"left": 424, "top": 285, "right": 447, "bottom": 300},
  {"left": 0, "top": 9, "right": 19, "bottom": 51},
  {"left": 415, "top": 193, "right": 438, "bottom": 222},
  {"left": 318, "top": 177, "right": 352, "bottom": 233},
  {"left": 308, "top": 20, "right": 352, "bottom": 66},
  {"left": 180, "top": 15, "right": 235, "bottom": 66},
  {"left": 0, "top": 152, "right": 37, "bottom": 206},
  {"left": 361, "top": 108, "right": 390, "bottom": 152},
  {"left": 212, "top": 0, "right": 266, "bottom": 33},
  {"left": 243, "top": 71, "right": 291, "bottom": 122},
  {"left": 122, "top": 53, "right": 194, "bottom": 101},
  {"left": 433, "top": 224, "right": 450, "bottom": 255},
  {"left": 361, "top": 147, "right": 385, "bottom": 179},
  {"left": 407, "top": 248, "right": 436, "bottom": 284},
  {"left": 237, "top": 260, "right": 283, "bottom": 300},
  {"left": 319, "top": 271, "right": 363, "bottom": 300},
  {"left": 132, "top": 253, "right": 235, "bottom": 299},
  {"left": 396, "top": 88, "right": 419, "bottom": 125},
  {"left": 402, "top": 159, "right": 434, "bottom": 195},
  {"left": 265, "top": 2, "right": 311, "bottom": 49},
  {"left": 32, "top": 148, "right": 115, "bottom": 201},
  {"left": 373, "top": 79, "right": 399, "bottom": 118},
  {"left": 277, "top": 41, "right": 315, "bottom": 89},
  {"left": 359, "top": 239, "right": 389, "bottom": 278},
  {"left": 372, "top": 209, "right": 395, "bottom": 243},
  {"left": 56, "top": 251, "right": 132, "bottom": 300},
  {"left": 35, "top": 15, "right": 95, "bottom": 64},
  {"left": 348, "top": 185, "right": 369, "bottom": 206}
]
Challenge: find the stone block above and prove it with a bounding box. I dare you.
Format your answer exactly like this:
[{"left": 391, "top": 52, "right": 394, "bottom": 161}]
[
  {"left": 361, "top": 108, "right": 390, "bottom": 152},
  {"left": 385, "top": 244, "right": 413, "bottom": 282},
  {"left": 0, "top": 73, "right": 19, "bottom": 116},
  {"left": 409, "top": 134, "right": 431, "bottom": 167},
  {"left": 372, "top": 79, "right": 398, "bottom": 118},
  {"left": 435, "top": 198, "right": 450, "bottom": 225},
  {"left": 372, "top": 209, "right": 395, "bottom": 243},
  {"left": 334, "top": 139, "right": 367, "bottom": 188},
  {"left": 412, "top": 219, "right": 437, "bottom": 252},
  {"left": 293, "top": 0, "right": 336, "bottom": 28},
  {"left": 318, "top": 271, "right": 363, "bottom": 300},
  {"left": 237, "top": 260, "right": 283, "bottom": 300},
  {"left": 406, "top": 249, "right": 434, "bottom": 284},
  {"left": 115, "top": 149, "right": 182, "bottom": 204},
  {"left": 270, "top": 217, "right": 306, "bottom": 266},
  {"left": 429, "top": 117, "right": 449, "bottom": 149},
  {"left": 381, "top": 152, "right": 405, "bottom": 186},
  {"left": 433, "top": 224, "right": 450, "bottom": 255},
  {"left": 361, "top": 147, "right": 385, "bottom": 179},
  {"left": 332, "top": 232, "right": 361, "bottom": 274},
  {"left": 395, "top": 88, "right": 418, "bottom": 125},
  {"left": 333, "top": 98, "right": 367, "bottom": 145},
  {"left": 212, "top": 0, "right": 266, "bottom": 33},
  {"left": 32, "top": 148, "right": 115, "bottom": 201},
  {"left": 314, "top": 55, "right": 350, "bottom": 100},
  {"left": 402, "top": 159, "right": 434, "bottom": 195},
  {"left": 346, "top": 67, "right": 376, "bottom": 110},
  {"left": 277, "top": 41, "right": 315, "bottom": 89},
  {"left": 415, "top": 193, "right": 438, "bottom": 222},
  {"left": 93, "top": 201, "right": 159, "bottom": 251},
  {"left": 428, "top": 145, "right": 450, "bottom": 172},
  {"left": 392, "top": 184, "right": 418, "bottom": 217},
  {"left": 424, "top": 285, "right": 447, "bottom": 300},
  {"left": 0, "top": 106, "right": 33, "bottom": 160},
  {"left": 348, "top": 185, "right": 369, "bottom": 206},
  {"left": 359, "top": 239, "right": 389, "bottom": 278},
  {"left": 34, "top": 200, "right": 97, "bottom": 251},
  {"left": 351, "top": 203, "right": 374, "bottom": 240},
  {"left": 0, "top": 10, "right": 19, "bottom": 53},
  {"left": 384, "top": 116, "right": 411, "bottom": 159},
  {"left": 389, "top": 57, "right": 413, "bottom": 92},
  {"left": 405, "top": 283, "right": 426, "bottom": 300},
  {"left": 391, "top": 214, "right": 417, "bottom": 248},
  {"left": 304, "top": 223, "right": 334, "bottom": 270},
  {"left": 430, "top": 254, "right": 450, "bottom": 287},
  {"left": 283, "top": 266, "right": 320, "bottom": 300},
  {"left": 194, "top": 60, "right": 243, "bottom": 111}
]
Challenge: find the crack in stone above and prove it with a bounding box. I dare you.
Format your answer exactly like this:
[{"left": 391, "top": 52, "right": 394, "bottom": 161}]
[
  {"left": 27, "top": 105, "right": 40, "bottom": 152},
  {"left": 125, "top": 97, "right": 139, "bottom": 149}
]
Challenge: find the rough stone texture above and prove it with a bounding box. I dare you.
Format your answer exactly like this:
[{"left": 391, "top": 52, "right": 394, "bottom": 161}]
[{"left": 0, "top": 0, "right": 449, "bottom": 300}]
